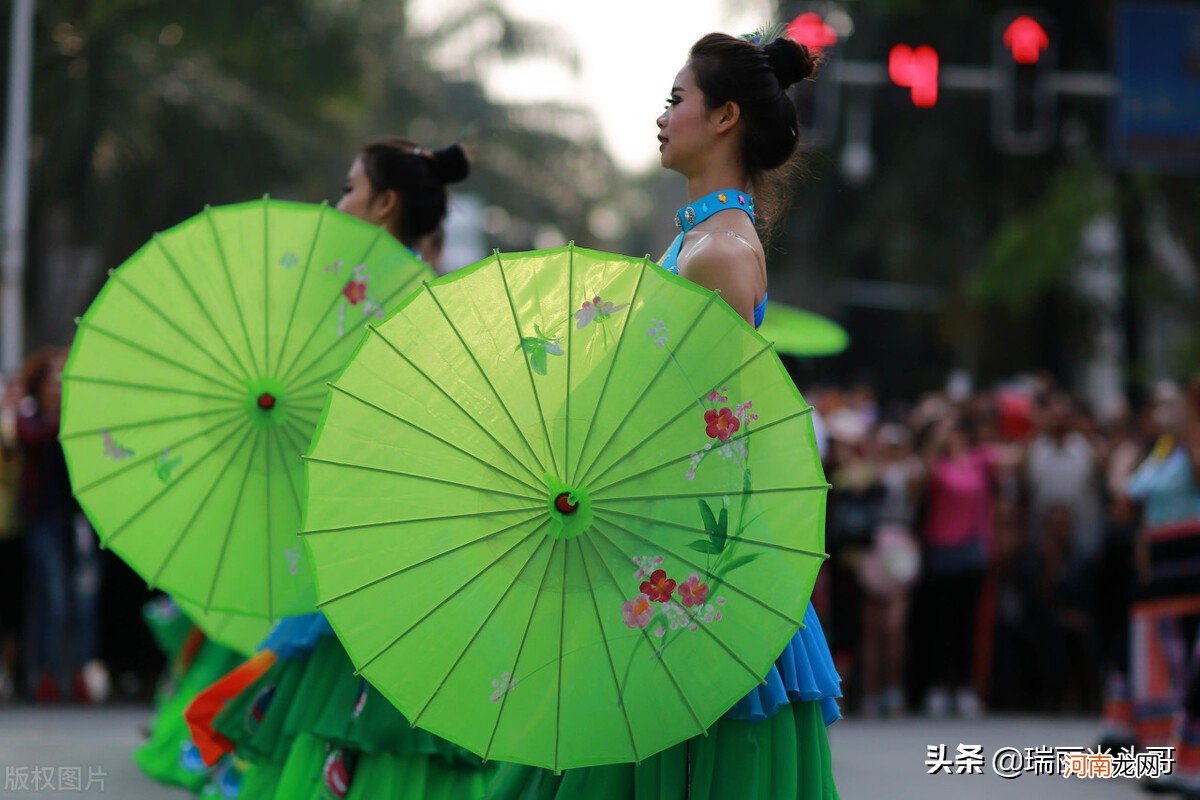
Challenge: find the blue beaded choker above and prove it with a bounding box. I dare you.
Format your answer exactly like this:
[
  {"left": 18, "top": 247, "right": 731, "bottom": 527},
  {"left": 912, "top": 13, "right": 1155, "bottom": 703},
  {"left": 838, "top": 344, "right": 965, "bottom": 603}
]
[{"left": 673, "top": 189, "right": 756, "bottom": 233}]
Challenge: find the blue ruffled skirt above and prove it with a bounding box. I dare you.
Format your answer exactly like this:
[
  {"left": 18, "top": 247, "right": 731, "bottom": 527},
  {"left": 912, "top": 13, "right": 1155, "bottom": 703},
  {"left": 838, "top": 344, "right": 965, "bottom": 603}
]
[{"left": 726, "top": 603, "right": 843, "bottom": 726}]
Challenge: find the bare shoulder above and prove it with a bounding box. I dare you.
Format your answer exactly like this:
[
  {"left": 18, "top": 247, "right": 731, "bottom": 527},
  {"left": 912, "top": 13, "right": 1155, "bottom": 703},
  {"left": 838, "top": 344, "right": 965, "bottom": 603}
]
[{"left": 679, "top": 233, "right": 761, "bottom": 323}]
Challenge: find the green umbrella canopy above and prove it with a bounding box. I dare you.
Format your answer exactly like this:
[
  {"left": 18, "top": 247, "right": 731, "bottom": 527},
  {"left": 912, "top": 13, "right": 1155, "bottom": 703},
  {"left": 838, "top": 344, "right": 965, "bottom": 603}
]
[
  {"left": 61, "top": 198, "right": 432, "bottom": 619},
  {"left": 758, "top": 302, "right": 849, "bottom": 357},
  {"left": 303, "top": 245, "right": 830, "bottom": 770},
  {"left": 176, "top": 598, "right": 273, "bottom": 657}
]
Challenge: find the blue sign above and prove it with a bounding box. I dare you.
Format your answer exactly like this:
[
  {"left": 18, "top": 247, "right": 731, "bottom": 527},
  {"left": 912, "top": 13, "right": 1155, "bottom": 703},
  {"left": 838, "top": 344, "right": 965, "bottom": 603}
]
[{"left": 1112, "top": 3, "right": 1200, "bottom": 173}]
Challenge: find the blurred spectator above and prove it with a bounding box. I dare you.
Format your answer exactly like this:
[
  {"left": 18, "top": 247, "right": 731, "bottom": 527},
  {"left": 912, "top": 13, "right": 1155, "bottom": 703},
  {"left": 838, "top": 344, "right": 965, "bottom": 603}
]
[
  {"left": 855, "top": 424, "right": 921, "bottom": 717},
  {"left": 16, "top": 347, "right": 109, "bottom": 704},
  {"left": 917, "top": 415, "right": 992, "bottom": 718},
  {"left": 0, "top": 374, "right": 24, "bottom": 700}
]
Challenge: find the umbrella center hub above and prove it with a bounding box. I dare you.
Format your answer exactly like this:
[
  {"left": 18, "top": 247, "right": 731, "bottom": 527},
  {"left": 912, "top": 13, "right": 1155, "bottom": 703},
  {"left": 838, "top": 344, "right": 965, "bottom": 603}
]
[
  {"left": 545, "top": 477, "right": 593, "bottom": 540},
  {"left": 554, "top": 492, "right": 578, "bottom": 514},
  {"left": 244, "top": 378, "right": 289, "bottom": 429}
]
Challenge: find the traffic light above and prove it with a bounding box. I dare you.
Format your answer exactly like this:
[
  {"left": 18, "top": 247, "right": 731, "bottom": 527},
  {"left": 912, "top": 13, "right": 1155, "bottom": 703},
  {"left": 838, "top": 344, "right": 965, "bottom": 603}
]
[
  {"left": 785, "top": 8, "right": 846, "bottom": 147},
  {"left": 889, "top": 44, "right": 939, "bottom": 107},
  {"left": 992, "top": 11, "right": 1056, "bottom": 154}
]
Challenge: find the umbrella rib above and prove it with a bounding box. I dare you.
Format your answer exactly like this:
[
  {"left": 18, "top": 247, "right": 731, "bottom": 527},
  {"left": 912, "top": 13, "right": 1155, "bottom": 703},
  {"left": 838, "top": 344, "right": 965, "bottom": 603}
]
[
  {"left": 72, "top": 414, "right": 243, "bottom": 496},
  {"left": 593, "top": 505, "right": 831, "bottom": 560},
  {"left": 76, "top": 320, "right": 245, "bottom": 397},
  {"left": 564, "top": 244, "right": 574, "bottom": 485},
  {"left": 274, "top": 225, "right": 386, "bottom": 386},
  {"left": 574, "top": 538, "right": 641, "bottom": 762},
  {"left": 409, "top": 529, "right": 552, "bottom": 728},
  {"left": 579, "top": 533, "right": 707, "bottom": 736},
  {"left": 103, "top": 420, "right": 251, "bottom": 547},
  {"left": 204, "top": 207, "right": 261, "bottom": 378},
  {"left": 281, "top": 265, "right": 426, "bottom": 391},
  {"left": 594, "top": 484, "right": 830, "bottom": 504},
  {"left": 492, "top": 252, "right": 559, "bottom": 476},
  {"left": 65, "top": 374, "right": 247, "bottom": 404},
  {"left": 325, "top": 383, "right": 542, "bottom": 495},
  {"left": 317, "top": 512, "right": 543, "bottom": 607},
  {"left": 577, "top": 292, "right": 719, "bottom": 487},
  {"left": 582, "top": 341, "right": 776, "bottom": 491},
  {"left": 483, "top": 538, "right": 561, "bottom": 762},
  {"left": 148, "top": 426, "right": 255, "bottom": 588},
  {"left": 277, "top": 419, "right": 313, "bottom": 463},
  {"left": 264, "top": 425, "right": 275, "bottom": 622},
  {"left": 60, "top": 406, "right": 239, "bottom": 441},
  {"left": 302, "top": 456, "right": 542, "bottom": 502},
  {"left": 425, "top": 278, "right": 553, "bottom": 479},
  {"left": 362, "top": 325, "right": 547, "bottom": 489},
  {"left": 589, "top": 525, "right": 769, "bottom": 689},
  {"left": 262, "top": 198, "right": 271, "bottom": 379},
  {"left": 268, "top": 427, "right": 304, "bottom": 519},
  {"left": 301, "top": 505, "right": 543, "bottom": 536},
  {"left": 591, "top": 512, "right": 803, "bottom": 628},
  {"left": 152, "top": 234, "right": 255, "bottom": 382},
  {"left": 567, "top": 257, "right": 649, "bottom": 484},
  {"left": 555, "top": 527, "right": 568, "bottom": 771},
  {"left": 281, "top": 417, "right": 316, "bottom": 451},
  {"left": 589, "top": 407, "right": 815, "bottom": 496},
  {"left": 273, "top": 202, "right": 327, "bottom": 384},
  {"left": 352, "top": 524, "right": 546, "bottom": 674},
  {"left": 106, "top": 270, "right": 246, "bottom": 386},
  {"left": 204, "top": 430, "right": 262, "bottom": 613}
]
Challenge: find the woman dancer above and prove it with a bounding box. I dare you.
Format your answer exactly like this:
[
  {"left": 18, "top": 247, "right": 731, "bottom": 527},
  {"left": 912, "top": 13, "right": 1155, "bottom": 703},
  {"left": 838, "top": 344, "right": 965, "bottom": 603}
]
[
  {"left": 486, "top": 30, "right": 841, "bottom": 800},
  {"left": 185, "top": 138, "right": 487, "bottom": 800}
]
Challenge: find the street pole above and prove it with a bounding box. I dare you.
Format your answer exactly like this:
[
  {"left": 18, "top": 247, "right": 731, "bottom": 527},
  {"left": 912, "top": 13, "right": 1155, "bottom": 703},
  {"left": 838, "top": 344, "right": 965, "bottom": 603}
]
[{"left": 1, "top": 0, "right": 35, "bottom": 375}]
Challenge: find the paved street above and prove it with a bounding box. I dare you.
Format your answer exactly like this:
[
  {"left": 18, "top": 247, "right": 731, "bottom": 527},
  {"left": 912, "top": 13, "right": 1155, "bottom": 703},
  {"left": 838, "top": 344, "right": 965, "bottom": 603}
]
[{"left": 0, "top": 706, "right": 1151, "bottom": 798}]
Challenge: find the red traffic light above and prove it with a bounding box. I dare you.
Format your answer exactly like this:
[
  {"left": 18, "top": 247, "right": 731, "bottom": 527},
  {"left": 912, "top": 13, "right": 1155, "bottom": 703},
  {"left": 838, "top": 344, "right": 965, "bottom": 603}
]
[
  {"left": 1002, "top": 16, "right": 1049, "bottom": 64},
  {"left": 889, "top": 44, "right": 939, "bottom": 107},
  {"left": 787, "top": 12, "right": 838, "bottom": 53}
]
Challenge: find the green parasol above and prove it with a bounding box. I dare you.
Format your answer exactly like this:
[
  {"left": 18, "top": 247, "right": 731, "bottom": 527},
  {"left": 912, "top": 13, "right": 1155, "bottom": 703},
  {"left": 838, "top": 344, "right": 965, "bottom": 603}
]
[
  {"left": 303, "top": 245, "right": 830, "bottom": 770},
  {"left": 61, "top": 198, "right": 431, "bottom": 618},
  {"left": 758, "top": 302, "right": 849, "bottom": 357},
  {"left": 176, "top": 598, "right": 273, "bottom": 658}
]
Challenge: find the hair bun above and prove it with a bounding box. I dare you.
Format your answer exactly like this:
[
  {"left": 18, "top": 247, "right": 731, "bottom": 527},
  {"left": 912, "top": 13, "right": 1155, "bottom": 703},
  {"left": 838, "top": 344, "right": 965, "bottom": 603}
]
[
  {"left": 430, "top": 144, "right": 470, "bottom": 184},
  {"left": 764, "top": 38, "right": 815, "bottom": 88}
]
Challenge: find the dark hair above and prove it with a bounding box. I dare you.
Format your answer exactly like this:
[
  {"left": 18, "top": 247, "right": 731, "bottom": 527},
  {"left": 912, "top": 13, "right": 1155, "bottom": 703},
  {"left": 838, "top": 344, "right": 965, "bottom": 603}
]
[
  {"left": 358, "top": 138, "right": 470, "bottom": 246},
  {"left": 688, "top": 33, "right": 816, "bottom": 237}
]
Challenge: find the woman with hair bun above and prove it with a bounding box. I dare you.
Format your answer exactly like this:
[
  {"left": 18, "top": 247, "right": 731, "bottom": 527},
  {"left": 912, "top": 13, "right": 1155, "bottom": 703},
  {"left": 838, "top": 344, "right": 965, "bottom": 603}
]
[
  {"left": 180, "top": 139, "right": 492, "bottom": 800},
  {"left": 485, "top": 30, "right": 841, "bottom": 800}
]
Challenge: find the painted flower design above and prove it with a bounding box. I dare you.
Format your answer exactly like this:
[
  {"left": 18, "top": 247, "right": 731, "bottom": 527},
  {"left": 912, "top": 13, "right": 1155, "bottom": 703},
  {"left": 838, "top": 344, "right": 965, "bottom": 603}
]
[
  {"left": 517, "top": 323, "right": 564, "bottom": 376},
  {"left": 647, "top": 319, "right": 669, "bottom": 348},
  {"left": 622, "top": 594, "right": 655, "bottom": 629},
  {"left": 639, "top": 569, "right": 676, "bottom": 602},
  {"left": 574, "top": 295, "right": 629, "bottom": 329},
  {"left": 704, "top": 407, "right": 740, "bottom": 442},
  {"left": 708, "top": 387, "right": 729, "bottom": 403},
  {"left": 101, "top": 429, "right": 134, "bottom": 461},
  {"left": 677, "top": 573, "right": 710, "bottom": 608},
  {"left": 278, "top": 251, "right": 299, "bottom": 268},
  {"left": 490, "top": 672, "right": 518, "bottom": 703},
  {"left": 342, "top": 280, "right": 367, "bottom": 305}
]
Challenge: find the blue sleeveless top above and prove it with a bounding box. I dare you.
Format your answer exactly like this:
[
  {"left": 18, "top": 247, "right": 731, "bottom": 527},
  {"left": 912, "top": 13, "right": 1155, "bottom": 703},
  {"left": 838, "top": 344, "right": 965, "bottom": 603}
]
[
  {"left": 660, "top": 189, "right": 769, "bottom": 329},
  {"left": 660, "top": 190, "right": 842, "bottom": 726}
]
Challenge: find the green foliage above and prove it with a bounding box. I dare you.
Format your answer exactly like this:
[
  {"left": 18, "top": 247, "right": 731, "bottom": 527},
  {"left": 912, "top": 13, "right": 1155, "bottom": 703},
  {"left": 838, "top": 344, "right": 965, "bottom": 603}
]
[{"left": 971, "top": 162, "right": 1115, "bottom": 309}]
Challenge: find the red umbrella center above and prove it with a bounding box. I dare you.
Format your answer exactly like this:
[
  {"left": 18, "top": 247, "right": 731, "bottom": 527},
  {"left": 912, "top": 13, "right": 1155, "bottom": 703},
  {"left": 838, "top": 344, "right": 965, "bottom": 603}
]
[
  {"left": 257, "top": 393, "right": 277, "bottom": 411},
  {"left": 554, "top": 492, "right": 578, "bottom": 515}
]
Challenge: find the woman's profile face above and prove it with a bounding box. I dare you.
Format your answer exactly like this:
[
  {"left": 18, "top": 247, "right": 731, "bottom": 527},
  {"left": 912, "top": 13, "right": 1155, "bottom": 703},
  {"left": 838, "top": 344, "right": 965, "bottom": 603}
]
[
  {"left": 336, "top": 157, "right": 387, "bottom": 226},
  {"left": 656, "top": 64, "right": 712, "bottom": 173}
]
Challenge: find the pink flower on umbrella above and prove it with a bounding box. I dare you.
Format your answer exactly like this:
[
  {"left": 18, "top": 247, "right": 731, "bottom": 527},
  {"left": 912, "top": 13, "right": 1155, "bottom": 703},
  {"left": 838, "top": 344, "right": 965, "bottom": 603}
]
[
  {"left": 622, "top": 594, "right": 654, "bottom": 629},
  {"left": 704, "top": 407, "right": 740, "bottom": 442},
  {"left": 639, "top": 569, "right": 676, "bottom": 602},
  {"left": 342, "top": 280, "right": 367, "bottom": 305},
  {"left": 677, "top": 573, "right": 710, "bottom": 608},
  {"left": 575, "top": 295, "right": 629, "bottom": 329}
]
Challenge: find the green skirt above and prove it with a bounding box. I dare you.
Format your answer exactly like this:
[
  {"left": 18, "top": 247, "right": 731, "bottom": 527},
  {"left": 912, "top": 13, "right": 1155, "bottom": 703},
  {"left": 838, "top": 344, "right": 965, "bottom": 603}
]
[
  {"left": 484, "top": 699, "right": 838, "bottom": 800},
  {"left": 134, "top": 639, "right": 245, "bottom": 791},
  {"left": 209, "top": 632, "right": 495, "bottom": 797}
]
